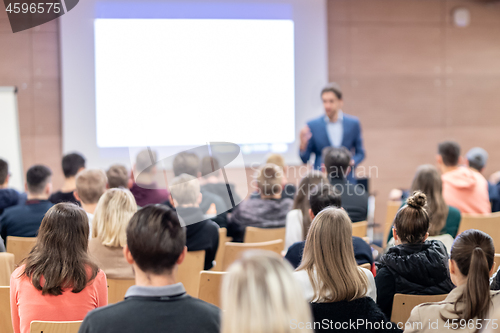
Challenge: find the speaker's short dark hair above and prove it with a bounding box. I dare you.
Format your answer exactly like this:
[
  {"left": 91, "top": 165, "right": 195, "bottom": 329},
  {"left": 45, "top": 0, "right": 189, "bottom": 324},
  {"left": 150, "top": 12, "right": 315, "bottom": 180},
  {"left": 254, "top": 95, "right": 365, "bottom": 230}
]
[
  {"left": 126, "top": 205, "right": 186, "bottom": 274},
  {"left": 438, "top": 141, "right": 460, "bottom": 167},
  {"left": 321, "top": 85, "right": 342, "bottom": 100},
  {"left": 323, "top": 147, "right": 352, "bottom": 180},
  {"left": 26, "top": 165, "right": 52, "bottom": 194},
  {"left": 0, "top": 159, "right": 8, "bottom": 184},
  {"left": 309, "top": 184, "right": 342, "bottom": 216},
  {"left": 62, "top": 153, "right": 86, "bottom": 178}
]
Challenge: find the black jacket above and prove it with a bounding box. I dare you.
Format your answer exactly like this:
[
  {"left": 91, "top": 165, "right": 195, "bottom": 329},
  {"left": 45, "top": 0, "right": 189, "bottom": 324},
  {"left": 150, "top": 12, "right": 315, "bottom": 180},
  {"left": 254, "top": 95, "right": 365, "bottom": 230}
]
[
  {"left": 375, "top": 240, "right": 454, "bottom": 319},
  {"left": 175, "top": 207, "right": 219, "bottom": 270},
  {"left": 329, "top": 178, "right": 368, "bottom": 222},
  {"left": 310, "top": 297, "right": 402, "bottom": 332}
]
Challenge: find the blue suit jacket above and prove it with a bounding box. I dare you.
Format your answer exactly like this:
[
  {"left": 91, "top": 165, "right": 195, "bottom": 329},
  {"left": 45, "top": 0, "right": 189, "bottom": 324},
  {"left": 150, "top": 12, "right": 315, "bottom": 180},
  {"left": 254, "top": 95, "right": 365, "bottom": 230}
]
[{"left": 299, "top": 113, "right": 365, "bottom": 169}]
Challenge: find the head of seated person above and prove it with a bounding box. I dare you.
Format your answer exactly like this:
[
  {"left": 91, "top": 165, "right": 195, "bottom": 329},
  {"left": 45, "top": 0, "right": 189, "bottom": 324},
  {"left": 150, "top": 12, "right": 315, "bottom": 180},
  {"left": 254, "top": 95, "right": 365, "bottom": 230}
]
[
  {"left": 106, "top": 164, "right": 131, "bottom": 189},
  {"left": 62, "top": 152, "right": 86, "bottom": 181},
  {"left": 466, "top": 147, "right": 488, "bottom": 174},
  {"left": 173, "top": 151, "right": 200, "bottom": 177},
  {"left": 124, "top": 205, "right": 187, "bottom": 284},
  {"left": 392, "top": 191, "right": 430, "bottom": 245},
  {"left": 74, "top": 169, "right": 107, "bottom": 215},
  {"left": 170, "top": 173, "right": 202, "bottom": 208},
  {"left": 0, "top": 158, "right": 10, "bottom": 189},
  {"left": 410, "top": 165, "right": 448, "bottom": 237},
  {"left": 221, "top": 251, "right": 313, "bottom": 333},
  {"left": 298, "top": 207, "right": 368, "bottom": 302},
  {"left": 200, "top": 156, "right": 220, "bottom": 183},
  {"left": 134, "top": 149, "right": 160, "bottom": 186},
  {"left": 26, "top": 165, "right": 52, "bottom": 200},
  {"left": 437, "top": 141, "right": 461, "bottom": 173},
  {"left": 21, "top": 202, "right": 98, "bottom": 295},
  {"left": 322, "top": 147, "right": 351, "bottom": 181},
  {"left": 92, "top": 188, "right": 137, "bottom": 247},
  {"left": 256, "top": 163, "right": 283, "bottom": 200}
]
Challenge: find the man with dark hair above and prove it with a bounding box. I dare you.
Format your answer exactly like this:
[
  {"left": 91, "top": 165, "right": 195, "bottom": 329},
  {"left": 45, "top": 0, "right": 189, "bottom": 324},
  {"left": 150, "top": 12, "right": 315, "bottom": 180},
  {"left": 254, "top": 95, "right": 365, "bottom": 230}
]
[
  {"left": 299, "top": 82, "right": 365, "bottom": 172},
  {"left": 323, "top": 147, "right": 368, "bottom": 222},
  {"left": 466, "top": 147, "right": 500, "bottom": 212},
  {"left": 437, "top": 141, "right": 490, "bottom": 214},
  {"left": 78, "top": 205, "right": 220, "bottom": 333},
  {"left": 0, "top": 158, "right": 25, "bottom": 216},
  {"left": 284, "top": 184, "right": 373, "bottom": 269},
  {"left": 169, "top": 152, "right": 227, "bottom": 227},
  {"left": 0, "top": 165, "right": 53, "bottom": 245},
  {"left": 106, "top": 164, "right": 131, "bottom": 189},
  {"left": 49, "top": 152, "right": 85, "bottom": 205}
]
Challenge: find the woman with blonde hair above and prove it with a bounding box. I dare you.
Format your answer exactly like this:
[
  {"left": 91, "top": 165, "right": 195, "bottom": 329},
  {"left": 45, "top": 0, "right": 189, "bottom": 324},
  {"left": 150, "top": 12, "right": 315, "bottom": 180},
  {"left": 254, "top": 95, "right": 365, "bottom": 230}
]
[
  {"left": 88, "top": 188, "right": 137, "bottom": 279},
  {"left": 293, "top": 208, "right": 396, "bottom": 332},
  {"left": 221, "top": 251, "right": 313, "bottom": 333},
  {"left": 285, "top": 171, "right": 328, "bottom": 250}
]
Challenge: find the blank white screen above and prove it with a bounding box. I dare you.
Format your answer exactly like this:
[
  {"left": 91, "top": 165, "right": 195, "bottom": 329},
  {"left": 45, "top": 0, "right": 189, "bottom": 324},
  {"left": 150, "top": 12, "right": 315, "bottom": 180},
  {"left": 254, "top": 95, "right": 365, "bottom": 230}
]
[{"left": 94, "top": 19, "right": 295, "bottom": 148}]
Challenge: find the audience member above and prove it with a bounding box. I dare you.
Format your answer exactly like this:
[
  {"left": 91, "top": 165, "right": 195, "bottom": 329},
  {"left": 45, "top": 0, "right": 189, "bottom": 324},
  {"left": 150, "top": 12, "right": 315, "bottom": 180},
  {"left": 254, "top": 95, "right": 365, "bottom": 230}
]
[
  {"left": 49, "top": 153, "right": 85, "bottom": 205},
  {"left": 285, "top": 184, "right": 373, "bottom": 270},
  {"left": 89, "top": 188, "right": 137, "bottom": 279},
  {"left": 405, "top": 229, "right": 500, "bottom": 333},
  {"left": 437, "top": 141, "right": 490, "bottom": 214},
  {"left": 106, "top": 164, "right": 131, "bottom": 189},
  {"left": 199, "top": 155, "right": 241, "bottom": 212},
  {"left": 0, "top": 158, "right": 25, "bottom": 215},
  {"left": 250, "top": 154, "right": 296, "bottom": 200},
  {"left": 294, "top": 208, "right": 397, "bottom": 333},
  {"left": 74, "top": 169, "right": 107, "bottom": 234},
  {"left": 0, "top": 165, "right": 53, "bottom": 244},
  {"left": 170, "top": 174, "right": 219, "bottom": 270},
  {"left": 172, "top": 152, "right": 227, "bottom": 227},
  {"left": 10, "top": 203, "right": 107, "bottom": 333},
  {"left": 323, "top": 147, "right": 368, "bottom": 222},
  {"left": 285, "top": 171, "right": 328, "bottom": 250},
  {"left": 376, "top": 191, "right": 454, "bottom": 319},
  {"left": 130, "top": 149, "right": 170, "bottom": 207},
  {"left": 221, "top": 251, "right": 313, "bottom": 333},
  {"left": 387, "top": 164, "right": 461, "bottom": 250},
  {"left": 78, "top": 205, "right": 220, "bottom": 333},
  {"left": 229, "top": 163, "right": 293, "bottom": 242},
  {"left": 466, "top": 147, "right": 500, "bottom": 212}
]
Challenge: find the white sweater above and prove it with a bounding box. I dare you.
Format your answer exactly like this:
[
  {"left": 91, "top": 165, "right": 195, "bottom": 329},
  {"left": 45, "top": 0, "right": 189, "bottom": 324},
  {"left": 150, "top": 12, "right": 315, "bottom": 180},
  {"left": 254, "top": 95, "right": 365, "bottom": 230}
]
[{"left": 285, "top": 209, "right": 303, "bottom": 250}]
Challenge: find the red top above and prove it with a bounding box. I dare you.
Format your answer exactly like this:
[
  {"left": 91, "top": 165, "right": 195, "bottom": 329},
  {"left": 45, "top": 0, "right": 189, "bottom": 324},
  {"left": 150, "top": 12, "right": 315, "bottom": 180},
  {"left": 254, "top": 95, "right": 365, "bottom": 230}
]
[{"left": 10, "top": 265, "right": 108, "bottom": 333}]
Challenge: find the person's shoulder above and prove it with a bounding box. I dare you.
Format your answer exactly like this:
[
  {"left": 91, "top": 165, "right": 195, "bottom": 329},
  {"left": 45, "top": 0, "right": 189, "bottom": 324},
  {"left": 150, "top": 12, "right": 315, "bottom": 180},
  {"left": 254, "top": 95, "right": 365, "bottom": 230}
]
[
  {"left": 307, "top": 115, "right": 325, "bottom": 127},
  {"left": 342, "top": 113, "right": 361, "bottom": 123},
  {"left": 186, "top": 296, "right": 221, "bottom": 316},
  {"left": 447, "top": 205, "right": 461, "bottom": 218},
  {"left": 288, "top": 241, "right": 305, "bottom": 252}
]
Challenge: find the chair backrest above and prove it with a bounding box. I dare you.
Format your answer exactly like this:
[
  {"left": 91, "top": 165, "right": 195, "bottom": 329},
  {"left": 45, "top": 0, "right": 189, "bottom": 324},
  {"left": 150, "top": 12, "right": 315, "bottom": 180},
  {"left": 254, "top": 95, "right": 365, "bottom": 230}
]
[
  {"left": 391, "top": 293, "right": 448, "bottom": 324},
  {"left": 177, "top": 250, "right": 205, "bottom": 297},
  {"left": 458, "top": 213, "right": 500, "bottom": 248},
  {"left": 359, "top": 263, "right": 371, "bottom": 271},
  {"left": 384, "top": 201, "right": 401, "bottom": 248},
  {"left": 244, "top": 227, "right": 286, "bottom": 247},
  {"left": 0, "top": 286, "right": 13, "bottom": 333},
  {"left": 107, "top": 278, "right": 135, "bottom": 304},
  {"left": 222, "top": 240, "right": 283, "bottom": 271},
  {"left": 198, "top": 271, "right": 226, "bottom": 308},
  {"left": 30, "top": 321, "right": 82, "bottom": 333},
  {"left": 213, "top": 228, "right": 230, "bottom": 272},
  {"left": 352, "top": 221, "right": 368, "bottom": 238},
  {"left": 6, "top": 236, "right": 37, "bottom": 265},
  {"left": 0, "top": 252, "right": 15, "bottom": 286}
]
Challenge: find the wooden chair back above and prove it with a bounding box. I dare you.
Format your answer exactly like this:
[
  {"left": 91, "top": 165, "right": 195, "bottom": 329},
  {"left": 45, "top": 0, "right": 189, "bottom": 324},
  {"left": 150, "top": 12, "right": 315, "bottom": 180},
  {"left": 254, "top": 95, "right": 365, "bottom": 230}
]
[
  {"left": 107, "top": 278, "right": 135, "bottom": 304},
  {"left": 0, "top": 286, "right": 13, "bottom": 333},
  {"left": 391, "top": 293, "right": 448, "bottom": 324},
  {"left": 384, "top": 201, "right": 401, "bottom": 248},
  {"left": 458, "top": 212, "right": 500, "bottom": 248},
  {"left": 352, "top": 221, "right": 368, "bottom": 238},
  {"left": 6, "top": 236, "right": 37, "bottom": 265},
  {"left": 0, "top": 252, "right": 15, "bottom": 286},
  {"left": 30, "top": 321, "right": 82, "bottom": 333},
  {"left": 177, "top": 250, "right": 205, "bottom": 297},
  {"left": 198, "top": 271, "right": 226, "bottom": 308},
  {"left": 213, "top": 228, "right": 230, "bottom": 271},
  {"left": 244, "top": 227, "right": 286, "bottom": 249},
  {"left": 222, "top": 240, "right": 283, "bottom": 271}
]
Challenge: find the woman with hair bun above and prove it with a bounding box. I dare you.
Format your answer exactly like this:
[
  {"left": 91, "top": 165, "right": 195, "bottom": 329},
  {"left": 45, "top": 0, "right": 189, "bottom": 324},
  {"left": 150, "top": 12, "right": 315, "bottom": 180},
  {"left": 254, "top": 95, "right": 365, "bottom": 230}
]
[
  {"left": 405, "top": 229, "right": 500, "bottom": 333},
  {"left": 376, "top": 191, "right": 454, "bottom": 319}
]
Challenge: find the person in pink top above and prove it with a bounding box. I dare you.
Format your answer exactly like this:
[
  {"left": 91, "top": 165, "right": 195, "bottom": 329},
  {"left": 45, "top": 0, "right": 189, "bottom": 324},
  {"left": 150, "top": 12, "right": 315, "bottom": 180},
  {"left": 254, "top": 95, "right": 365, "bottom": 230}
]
[
  {"left": 10, "top": 203, "right": 108, "bottom": 333},
  {"left": 437, "top": 141, "right": 491, "bottom": 214}
]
